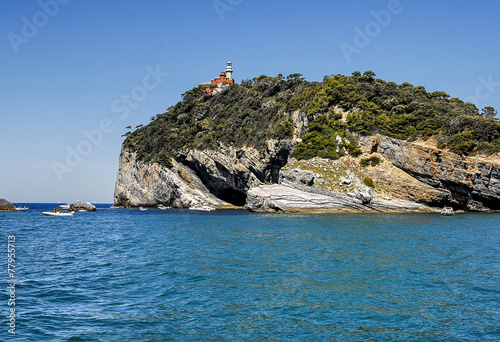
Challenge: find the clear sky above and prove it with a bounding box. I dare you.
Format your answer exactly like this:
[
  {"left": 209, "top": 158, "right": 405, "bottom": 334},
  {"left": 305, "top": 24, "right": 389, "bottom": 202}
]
[{"left": 1, "top": 0, "right": 499, "bottom": 203}]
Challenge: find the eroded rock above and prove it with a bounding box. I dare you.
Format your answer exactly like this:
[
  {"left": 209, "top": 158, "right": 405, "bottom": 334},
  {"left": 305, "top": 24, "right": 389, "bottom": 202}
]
[
  {"left": 68, "top": 200, "right": 97, "bottom": 212},
  {"left": 0, "top": 199, "right": 16, "bottom": 212}
]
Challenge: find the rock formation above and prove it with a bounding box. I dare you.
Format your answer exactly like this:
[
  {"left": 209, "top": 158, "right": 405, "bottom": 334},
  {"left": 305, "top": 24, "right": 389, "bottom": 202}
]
[
  {"left": 246, "top": 183, "right": 431, "bottom": 213},
  {"left": 114, "top": 132, "right": 500, "bottom": 212},
  {"left": 357, "top": 134, "right": 500, "bottom": 211},
  {"left": 0, "top": 199, "right": 16, "bottom": 212},
  {"left": 114, "top": 139, "right": 294, "bottom": 208},
  {"left": 68, "top": 200, "right": 97, "bottom": 212},
  {"left": 114, "top": 149, "right": 227, "bottom": 208},
  {"left": 114, "top": 105, "right": 500, "bottom": 213}
]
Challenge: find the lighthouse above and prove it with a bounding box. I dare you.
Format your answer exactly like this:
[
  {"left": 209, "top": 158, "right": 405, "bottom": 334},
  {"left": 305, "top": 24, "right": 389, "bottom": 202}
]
[
  {"left": 225, "top": 61, "right": 233, "bottom": 80},
  {"left": 200, "top": 61, "right": 235, "bottom": 95}
]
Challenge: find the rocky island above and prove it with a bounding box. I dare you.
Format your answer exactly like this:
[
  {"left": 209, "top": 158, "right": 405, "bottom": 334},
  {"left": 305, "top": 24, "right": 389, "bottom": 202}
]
[
  {"left": 0, "top": 199, "right": 17, "bottom": 212},
  {"left": 114, "top": 70, "right": 500, "bottom": 212},
  {"left": 68, "top": 200, "right": 97, "bottom": 212}
]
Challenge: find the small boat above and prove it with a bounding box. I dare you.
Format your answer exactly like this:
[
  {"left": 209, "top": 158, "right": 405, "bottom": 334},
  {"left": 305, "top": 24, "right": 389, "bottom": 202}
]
[
  {"left": 59, "top": 204, "right": 70, "bottom": 209},
  {"left": 441, "top": 207, "right": 455, "bottom": 216},
  {"left": 43, "top": 211, "right": 74, "bottom": 217},
  {"left": 189, "top": 205, "right": 215, "bottom": 212},
  {"left": 139, "top": 207, "right": 148, "bottom": 211},
  {"left": 15, "top": 206, "right": 29, "bottom": 211},
  {"left": 110, "top": 205, "right": 122, "bottom": 209},
  {"left": 157, "top": 205, "right": 171, "bottom": 210}
]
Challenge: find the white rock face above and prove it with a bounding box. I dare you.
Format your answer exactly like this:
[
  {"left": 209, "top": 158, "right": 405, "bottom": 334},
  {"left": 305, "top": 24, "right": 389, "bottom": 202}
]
[
  {"left": 246, "top": 184, "right": 364, "bottom": 211},
  {"left": 68, "top": 200, "right": 97, "bottom": 212},
  {"left": 113, "top": 140, "right": 294, "bottom": 208},
  {"left": 113, "top": 150, "right": 226, "bottom": 208},
  {"left": 282, "top": 168, "right": 315, "bottom": 185},
  {"left": 245, "top": 184, "right": 431, "bottom": 212}
]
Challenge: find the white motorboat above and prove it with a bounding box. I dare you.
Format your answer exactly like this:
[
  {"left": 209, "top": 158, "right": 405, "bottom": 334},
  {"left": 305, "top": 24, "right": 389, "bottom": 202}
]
[
  {"left": 189, "top": 205, "right": 215, "bottom": 212},
  {"left": 158, "top": 205, "right": 171, "bottom": 210},
  {"left": 59, "top": 204, "right": 70, "bottom": 209},
  {"left": 15, "top": 206, "right": 29, "bottom": 211},
  {"left": 441, "top": 207, "right": 455, "bottom": 216},
  {"left": 43, "top": 211, "right": 74, "bottom": 217},
  {"left": 139, "top": 207, "right": 148, "bottom": 211}
]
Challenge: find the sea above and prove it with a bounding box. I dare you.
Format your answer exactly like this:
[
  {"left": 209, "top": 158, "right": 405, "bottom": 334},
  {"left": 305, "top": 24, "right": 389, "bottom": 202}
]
[{"left": 1, "top": 203, "right": 499, "bottom": 341}]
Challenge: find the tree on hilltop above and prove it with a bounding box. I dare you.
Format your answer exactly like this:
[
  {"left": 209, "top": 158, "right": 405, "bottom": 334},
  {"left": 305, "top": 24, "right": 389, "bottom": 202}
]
[{"left": 482, "top": 106, "right": 497, "bottom": 119}]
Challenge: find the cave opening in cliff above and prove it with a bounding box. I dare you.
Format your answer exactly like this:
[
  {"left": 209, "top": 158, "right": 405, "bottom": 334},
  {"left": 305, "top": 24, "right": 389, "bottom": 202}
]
[
  {"left": 218, "top": 188, "right": 247, "bottom": 207},
  {"left": 472, "top": 194, "right": 500, "bottom": 211}
]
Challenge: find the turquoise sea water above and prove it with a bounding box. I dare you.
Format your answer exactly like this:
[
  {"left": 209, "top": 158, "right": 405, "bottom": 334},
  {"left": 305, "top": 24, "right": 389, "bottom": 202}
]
[{"left": 1, "top": 204, "right": 499, "bottom": 341}]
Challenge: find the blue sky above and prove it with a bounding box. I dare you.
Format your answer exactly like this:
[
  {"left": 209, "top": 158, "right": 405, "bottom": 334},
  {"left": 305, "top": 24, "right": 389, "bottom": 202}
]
[{"left": 1, "top": 0, "right": 499, "bottom": 203}]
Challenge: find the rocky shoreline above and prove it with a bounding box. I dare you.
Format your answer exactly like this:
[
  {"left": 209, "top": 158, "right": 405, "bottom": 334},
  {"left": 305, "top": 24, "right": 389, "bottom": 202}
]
[
  {"left": 113, "top": 133, "right": 500, "bottom": 212},
  {"left": 246, "top": 183, "right": 435, "bottom": 213}
]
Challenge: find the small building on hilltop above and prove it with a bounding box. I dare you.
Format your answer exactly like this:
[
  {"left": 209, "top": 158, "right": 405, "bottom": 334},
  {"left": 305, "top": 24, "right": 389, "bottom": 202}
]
[{"left": 200, "top": 61, "right": 234, "bottom": 95}]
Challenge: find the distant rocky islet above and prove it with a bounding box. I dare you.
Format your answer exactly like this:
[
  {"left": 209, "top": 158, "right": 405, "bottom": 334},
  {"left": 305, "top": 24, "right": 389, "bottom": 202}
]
[{"left": 0, "top": 199, "right": 16, "bottom": 212}]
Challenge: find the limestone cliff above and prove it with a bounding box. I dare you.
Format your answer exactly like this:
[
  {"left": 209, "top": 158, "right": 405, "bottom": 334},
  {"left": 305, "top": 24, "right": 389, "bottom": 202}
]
[
  {"left": 114, "top": 133, "right": 500, "bottom": 211},
  {"left": 114, "top": 140, "right": 293, "bottom": 208},
  {"left": 357, "top": 134, "right": 500, "bottom": 211}
]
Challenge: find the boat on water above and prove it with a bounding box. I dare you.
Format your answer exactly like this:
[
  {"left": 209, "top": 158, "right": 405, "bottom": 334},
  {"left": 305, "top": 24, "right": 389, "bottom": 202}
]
[
  {"left": 441, "top": 207, "right": 455, "bottom": 216},
  {"left": 59, "top": 204, "right": 70, "bottom": 209},
  {"left": 139, "top": 207, "right": 148, "bottom": 211},
  {"left": 189, "top": 205, "right": 216, "bottom": 212},
  {"left": 157, "top": 204, "right": 171, "bottom": 210},
  {"left": 43, "top": 211, "right": 74, "bottom": 217},
  {"left": 15, "top": 206, "right": 29, "bottom": 211}
]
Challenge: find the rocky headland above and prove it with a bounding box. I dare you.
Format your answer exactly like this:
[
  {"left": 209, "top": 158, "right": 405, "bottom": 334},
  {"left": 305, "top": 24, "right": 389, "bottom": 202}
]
[{"left": 113, "top": 73, "right": 500, "bottom": 212}]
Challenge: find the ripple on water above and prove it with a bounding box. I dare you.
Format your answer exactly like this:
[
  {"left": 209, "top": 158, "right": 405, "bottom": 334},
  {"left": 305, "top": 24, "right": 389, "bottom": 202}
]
[{"left": 2, "top": 209, "right": 499, "bottom": 341}]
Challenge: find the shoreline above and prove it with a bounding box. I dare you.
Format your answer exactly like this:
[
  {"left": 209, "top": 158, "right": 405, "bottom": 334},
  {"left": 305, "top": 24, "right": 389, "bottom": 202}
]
[{"left": 116, "top": 204, "right": 490, "bottom": 214}]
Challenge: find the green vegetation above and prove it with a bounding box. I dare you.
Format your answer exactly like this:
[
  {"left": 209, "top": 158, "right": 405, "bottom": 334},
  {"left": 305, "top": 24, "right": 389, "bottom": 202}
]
[
  {"left": 360, "top": 156, "right": 381, "bottom": 167},
  {"left": 154, "top": 151, "right": 173, "bottom": 168},
  {"left": 292, "top": 114, "right": 362, "bottom": 160},
  {"left": 124, "top": 78, "right": 297, "bottom": 164},
  {"left": 287, "top": 71, "right": 499, "bottom": 156},
  {"left": 363, "top": 177, "right": 375, "bottom": 188},
  {"left": 124, "top": 71, "right": 500, "bottom": 165}
]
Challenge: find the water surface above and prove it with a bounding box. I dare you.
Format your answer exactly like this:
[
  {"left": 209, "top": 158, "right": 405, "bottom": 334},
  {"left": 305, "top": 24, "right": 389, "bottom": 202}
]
[{"left": 1, "top": 204, "right": 499, "bottom": 341}]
